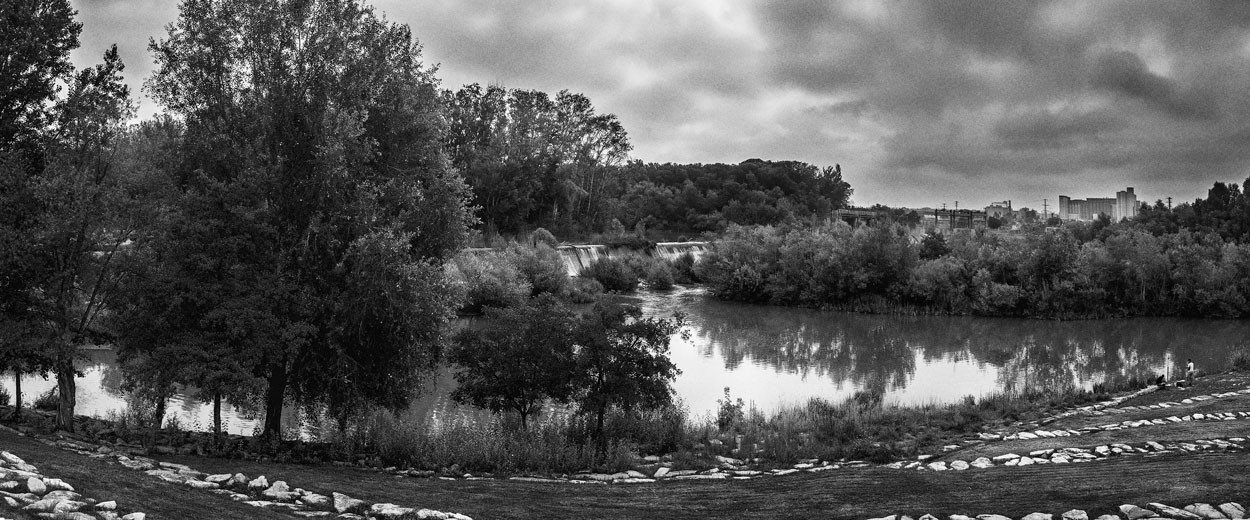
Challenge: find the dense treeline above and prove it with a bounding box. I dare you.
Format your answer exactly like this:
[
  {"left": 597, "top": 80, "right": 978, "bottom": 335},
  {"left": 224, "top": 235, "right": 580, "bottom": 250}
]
[
  {"left": 602, "top": 160, "right": 852, "bottom": 234},
  {"left": 699, "top": 180, "right": 1250, "bottom": 319},
  {"left": 442, "top": 82, "right": 853, "bottom": 238}
]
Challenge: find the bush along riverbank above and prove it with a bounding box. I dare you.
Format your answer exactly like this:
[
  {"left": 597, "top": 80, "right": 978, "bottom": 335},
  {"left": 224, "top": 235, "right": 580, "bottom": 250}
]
[
  {"left": 696, "top": 220, "right": 1250, "bottom": 319},
  {"left": 0, "top": 370, "right": 1169, "bottom": 479}
]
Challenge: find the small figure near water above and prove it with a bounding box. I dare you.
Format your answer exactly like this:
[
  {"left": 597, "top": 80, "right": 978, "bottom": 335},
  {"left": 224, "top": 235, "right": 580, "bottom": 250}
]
[{"left": 1183, "top": 358, "right": 1196, "bottom": 388}]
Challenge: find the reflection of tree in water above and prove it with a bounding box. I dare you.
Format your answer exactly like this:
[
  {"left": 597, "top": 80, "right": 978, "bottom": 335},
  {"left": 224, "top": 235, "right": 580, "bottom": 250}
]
[
  {"left": 690, "top": 300, "right": 918, "bottom": 395},
  {"left": 659, "top": 290, "right": 1250, "bottom": 398}
]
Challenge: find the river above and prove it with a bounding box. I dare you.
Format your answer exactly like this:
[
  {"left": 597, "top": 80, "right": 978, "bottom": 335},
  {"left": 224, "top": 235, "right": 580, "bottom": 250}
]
[{"left": 4, "top": 285, "right": 1247, "bottom": 435}]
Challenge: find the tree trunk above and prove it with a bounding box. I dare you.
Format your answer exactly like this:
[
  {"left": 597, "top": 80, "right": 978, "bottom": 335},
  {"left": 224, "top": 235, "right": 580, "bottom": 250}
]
[
  {"left": 212, "top": 391, "right": 222, "bottom": 437},
  {"left": 262, "top": 365, "right": 288, "bottom": 440},
  {"left": 12, "top": 370, "right": 22, "bottom": 421},
  {"left": 153, "top": 393, "right": 166, "bottom": 429},
  {"left": 55, "top": 366, "right": 75, "bottom": 432}
]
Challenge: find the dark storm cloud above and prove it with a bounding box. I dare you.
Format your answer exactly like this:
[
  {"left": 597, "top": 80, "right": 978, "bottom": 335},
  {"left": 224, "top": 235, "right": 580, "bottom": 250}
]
[
  {"left": 71, "top": 0, "right": 1250, "bottom": 207},
  {"left": 1090, "top": 50, "right": 1217, "bottom": 121}
]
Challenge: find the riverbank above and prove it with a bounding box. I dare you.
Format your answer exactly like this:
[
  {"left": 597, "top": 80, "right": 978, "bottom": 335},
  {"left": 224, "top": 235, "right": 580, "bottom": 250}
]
[{"left": 2, "top": 371, "right": 1248, "bottom": 519}]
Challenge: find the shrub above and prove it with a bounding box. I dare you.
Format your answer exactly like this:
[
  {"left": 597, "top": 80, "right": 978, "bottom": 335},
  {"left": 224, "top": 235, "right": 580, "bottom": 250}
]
[
  {"left": 580, "top": 257, "right": 638, "bottom": 292},
  {"left": 0, "top": 385, "right": 9, "bottom": 407},
  {"left": 1232, "top": 349, "right": 1250, "bottom": 372},
  {"left": 448, "top": 251, "right": 531, "bottom": 313},
  {"left": 33, "top": 387, "right": 57, "bottom": 411},
  {"left": 716, "top": 387, "right": 744, "bottom": 432},
  {"left": 530, "top": 228, "right": 558, "bottom": 249},
  {"left": 508, "top": 244, "right": 569, "bottom": 296},
  {"left": 668, "top": 252, "right": 700, "bottom": 284},
  {"left": 564, "top": 277, "right": 603, "bottom": 303}
]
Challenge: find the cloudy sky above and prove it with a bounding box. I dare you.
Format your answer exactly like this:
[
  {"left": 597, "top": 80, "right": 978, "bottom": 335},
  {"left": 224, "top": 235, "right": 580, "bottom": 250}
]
[{"left": 71, "top": 0, "right": 1250, "bottom": 210}]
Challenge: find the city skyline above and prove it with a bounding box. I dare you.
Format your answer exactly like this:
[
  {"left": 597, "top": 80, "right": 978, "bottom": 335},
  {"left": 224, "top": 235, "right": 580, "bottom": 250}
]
[{"left": 70, "top": 0, "right": 1250, "bottom": 210}]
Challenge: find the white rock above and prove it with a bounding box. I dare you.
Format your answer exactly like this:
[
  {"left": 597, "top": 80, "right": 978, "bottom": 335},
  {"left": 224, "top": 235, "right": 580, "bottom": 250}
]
[
  {"left": 185, "top": 479, "right": 218, "bottom": 489},
  {"left": 96, "top": 501, "right": 117, "bottom": 511},
  {"left": 1061, "top": 509, "right": 1088, "bottom": 520},
  {"left": 970, "top": 457, "right": 992, "bottom": 469},
  {"left": 1022, "top": 513, "right": 1053, "bottom": 520},
  {"left": 1149, "top": 502, "right": 1203, "bottom": 519},
  {"left": 1189, "top": 503, "right": 1228, "bottom": 519},
  {"left": 25, "top": 476, "right": 46, "bottom": 495},
  {"left": 205, "top": 473, "right": 233, "bottom": 484},
  {"left": 121, "top": 511, "right": 147, "bottom": 520},
  {"left": 977, "top": 515, "right": 1013, "bottom": 520},
  {"left": 371, "top": 503, "right": 415, "bottom": 518},
  {"left": 1093, "top": 515, "right": 1122, "bottom": 520},
  {"left": 992, "top": 453, "right": 1020, "bottom": 462},
  {"left": 653, "top": 467, "right": 671, "bottom": 478},
  {"left": 949, "top": 460, "right": 970, "bottom": 471},
  {"left": 332, "top": 492, "right": 368, "bottom": 514},
  {"left": 0, "top": 451, "right": 27, "bottom": 466},
  {"left": 248, "top": 475, "right": 269, "bottom": 490},
  {"left": 927, "top": 461, "right": 948, "bottom": 471},
  {"left": 299, "top": 492, "right": 330, "bottom": 508},
  {"left": 1217, "top": 503, "right": 1245, "bottom": 519}
]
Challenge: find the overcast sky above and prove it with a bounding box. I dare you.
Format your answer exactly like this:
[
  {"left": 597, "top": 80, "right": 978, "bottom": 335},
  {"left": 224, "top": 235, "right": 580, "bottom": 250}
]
[{"left": 71, "top": 0, "right": 1250, "bottom": 210}]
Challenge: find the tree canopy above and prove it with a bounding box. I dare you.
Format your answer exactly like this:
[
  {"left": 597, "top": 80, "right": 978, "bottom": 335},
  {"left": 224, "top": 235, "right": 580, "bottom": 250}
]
[{"left": 133, "top": 0, "right": 474, "bottom": 438}]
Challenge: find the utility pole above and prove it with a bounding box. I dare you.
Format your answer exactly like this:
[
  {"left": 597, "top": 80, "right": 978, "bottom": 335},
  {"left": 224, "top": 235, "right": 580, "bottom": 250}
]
[
  {"left": 1043, "top": 198, "right": 1048, "bottom": 220},
  {"left": 1167, "top": 196, "right": 1172, "bottom": 210}
]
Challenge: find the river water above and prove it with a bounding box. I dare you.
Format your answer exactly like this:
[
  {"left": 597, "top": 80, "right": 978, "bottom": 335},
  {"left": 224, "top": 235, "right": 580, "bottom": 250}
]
[{"left": 5, "top": 286, "right": 1247, "bottom": 435}]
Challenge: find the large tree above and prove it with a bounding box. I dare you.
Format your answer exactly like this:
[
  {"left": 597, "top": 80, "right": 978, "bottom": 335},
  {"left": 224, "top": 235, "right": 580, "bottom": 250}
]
[
  {"left": 450, "top": 295, "right": 577, "bottom": 429},
  {"left": 28, "top": 44, "right": 139, "bottom": 431},
  {"left": 142, "top": 0, "right": 473, "bottom": 439},
  {"left": 0, "top": 0, "right": 81, "bottom": 422},
  {"left": 572, "top": 303, "right": 684, "bottom": 444},
  {"left": 443, "top": 84, "right": 631, "bottom": 234}
]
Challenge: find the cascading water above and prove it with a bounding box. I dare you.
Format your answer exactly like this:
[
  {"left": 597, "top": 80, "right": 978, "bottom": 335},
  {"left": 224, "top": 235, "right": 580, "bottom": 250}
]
[
  {"left": 556, "top": 241, "right": 709, "bottom": 276},
  {"left": 556, "top": 245, "right": 610, "bottom": 276}
]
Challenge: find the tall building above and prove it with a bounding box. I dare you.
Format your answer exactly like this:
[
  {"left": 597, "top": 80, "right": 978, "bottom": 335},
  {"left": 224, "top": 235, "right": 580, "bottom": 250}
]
[{"left": 1059, "top": 187, "right": 1137, "bottom": 222}]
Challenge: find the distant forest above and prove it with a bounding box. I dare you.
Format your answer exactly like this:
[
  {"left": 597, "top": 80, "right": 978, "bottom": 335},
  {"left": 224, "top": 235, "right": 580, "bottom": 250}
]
[{"left": 443, "top": 84, "right": 852, "bottom": 238}]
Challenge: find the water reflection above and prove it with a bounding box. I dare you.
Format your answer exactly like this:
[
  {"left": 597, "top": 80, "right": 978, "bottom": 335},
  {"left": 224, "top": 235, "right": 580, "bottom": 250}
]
[
  {"left": 4, "top": 287, "right": 1247, "bottom": 433},
  {"left": 626, "top": 286, "right": 1247, "bottom": 415}
]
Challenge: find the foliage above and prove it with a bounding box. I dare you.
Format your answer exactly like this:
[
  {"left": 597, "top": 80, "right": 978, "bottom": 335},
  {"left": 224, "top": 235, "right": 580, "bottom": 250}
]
[
  {"left": 138, "top": 0, "right": 473, "bottom": 439},
  {"left": 529, "top": 228, "right": 559, "bottom": 249},
  {"left": 448, "top": 251, "right": 531, "bottom": 313},
  {"left": 33, "top": 387, "right": 57, "bottom": 411},
  {"left": 572, "top": 303, "right": 685, "bottom": 443},
  {"left": 564, "top": 278, "right": 605, "bottom": 304},
  {"left": 579, "top": 257, "right": 638, "bottom": 293},
  {"left": 701, "top": 209, "right": 1250, "bottom": 318},
  {"left": 443, "top": 84, "right": 631, "bottom": 234},
  {"left": 450, "top": 296, "right": 577, "bottom": 429},
  {"left": 0, "top": 385, "right": 8, "bottom": 407},
  {"left": 508, "top": 244, "right": 570, "bottom": 297},
  {"left": 716, "top": 387, "right": 745, "bottom": 432}
]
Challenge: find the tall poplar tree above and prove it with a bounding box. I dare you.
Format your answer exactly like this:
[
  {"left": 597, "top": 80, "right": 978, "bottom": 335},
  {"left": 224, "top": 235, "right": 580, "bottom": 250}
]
[{"left": 141, "top": 0, "right": 473, "bottom": 438}]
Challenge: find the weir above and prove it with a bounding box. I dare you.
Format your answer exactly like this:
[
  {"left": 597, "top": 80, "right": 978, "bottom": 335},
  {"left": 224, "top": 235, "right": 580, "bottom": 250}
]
[{"left": 556, "top": 241, "right": 708, "bottom": 276}]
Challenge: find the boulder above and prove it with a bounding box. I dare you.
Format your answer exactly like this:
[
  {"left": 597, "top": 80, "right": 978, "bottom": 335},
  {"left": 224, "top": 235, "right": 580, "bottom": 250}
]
[
  {"left": 247, "top": 475, "right": 269, "bottom": 490},
  {"left": 371, "top": 503, "right": 415, "bottom": 518},
  {"left": 263, "top": 481, "right": 298, "bottom": 501},
  {"left": 416, "top": 510, "right": 450, "bottom": 519},
  {"left": 1150, "top": 503, "right": 1203, "bottom": 519},
  {"left": 332, "top": 492, "right": 368, "bottom": 514},
  {"left": 25, "top": 476, "right": 46, "bottom": 495},
  {"left": 1062, "top": 510, "right": 1089, "bottom": 520},
  {"left": 1022, "top": 513, "right": 1053, "bottom": 520},
  {"left": 1217, "top": 503, "right": 1245, "bottom": 519},
  {"left": 1187, "top": 504, "right": 1227, "bottom": 519},
  {"left": 977, "top": 515, "right": 1013, "bottom": 520},
  {"left": 0, "top": 451, "right": 26, "bottom": 466},
  {"left": 22, "top": 496, "right": 64, "bottom": 512},
  {"left": 949, "top": 460, "right": 970, "bottom": 471},
  {"left": 0, "top": 481, "right": 19, "bottom": 492},
  {"left": 205, "top": 473, "right": 233, "bottom": 484},
  {"left": 1094, "top": 516, "right": 1123, "bottom": 520},
  {"left": 866, "top": 516, "right": 896, "bottom": 520},
  {"left": 95, "top": 501, "right": 117, "bottom": 510},
  {"left": 42, "top": 478, "right": 74, "bottom": 492},
  {"left": 185, "top": 479, "right": 219, "bottom": 489},
  {"left": 970, "top": 457, "right": 993, "bottom": 469},
  {"left": 228, "top": 473, "right": 249, "bottom": 488},
  {"left": 299, "top": 492, "right": 331, "bottom": 509},
  {"left": 1120, "top": 505, "right": 1155, "bottom": 520},
  {"left": 653, "top": 467, "right": 671, "bottom": 478},
  {"left": 948, "top": 516, "right": 973, "bottom": 520}
]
